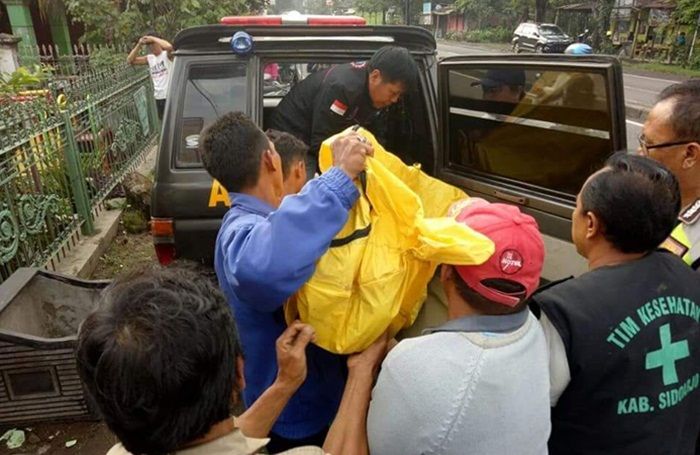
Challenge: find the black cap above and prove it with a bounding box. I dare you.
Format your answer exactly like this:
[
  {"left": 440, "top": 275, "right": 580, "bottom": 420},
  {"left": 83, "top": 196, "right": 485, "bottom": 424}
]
[{"left": 472, "top": 69, "right": 526, "bottom": 89}]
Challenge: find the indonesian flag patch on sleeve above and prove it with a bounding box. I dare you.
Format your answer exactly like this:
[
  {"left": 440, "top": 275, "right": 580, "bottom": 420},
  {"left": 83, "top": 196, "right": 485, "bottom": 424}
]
[{"left": 330, "top": 99, "right": 348, "bottom": 116}]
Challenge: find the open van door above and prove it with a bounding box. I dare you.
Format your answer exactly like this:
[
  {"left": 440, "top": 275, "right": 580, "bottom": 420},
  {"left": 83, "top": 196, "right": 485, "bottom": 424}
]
[{"left": 436, "top": 54, "right": 627, "bottom": 281}]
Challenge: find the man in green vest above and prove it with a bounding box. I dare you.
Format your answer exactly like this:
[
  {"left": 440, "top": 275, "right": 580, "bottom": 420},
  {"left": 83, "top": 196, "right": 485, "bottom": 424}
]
[{"left": 639, "top": 79, "right": 700, "bottom": 271}]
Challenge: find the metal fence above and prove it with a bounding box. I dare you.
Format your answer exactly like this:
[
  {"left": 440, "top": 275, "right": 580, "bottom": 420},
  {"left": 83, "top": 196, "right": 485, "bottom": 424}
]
[
  {"left": 0, "top": 48, "right": 158, "bottom": 283},
  {"left": 18, "top": 43, "right": 131, "bottom": 77}
]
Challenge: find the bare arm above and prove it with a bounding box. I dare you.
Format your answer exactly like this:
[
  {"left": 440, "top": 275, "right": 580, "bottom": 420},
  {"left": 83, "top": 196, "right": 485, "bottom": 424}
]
[
  {"left": 235, "top": 322, "right": 315, "bottom": 438},
  {"left": 126, "top": 39, "right": 147, "bottom": 65},
  {"left": 149, "top": 36, "right": 173, "bottom": 52},
  {"left": 323, "top": 333, "right": 389, "bottom": 455},
  {"left": 149, "top": 36, "right": 174, "bottom": 60},
  {"left": 235, "top": 381, "right": 297, "bottom": 438}
]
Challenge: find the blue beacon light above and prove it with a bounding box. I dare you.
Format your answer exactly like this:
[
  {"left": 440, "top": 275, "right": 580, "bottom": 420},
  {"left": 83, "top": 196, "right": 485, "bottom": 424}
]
[{"left": 231, "top": 31, "right": 253, "bottom": 54}]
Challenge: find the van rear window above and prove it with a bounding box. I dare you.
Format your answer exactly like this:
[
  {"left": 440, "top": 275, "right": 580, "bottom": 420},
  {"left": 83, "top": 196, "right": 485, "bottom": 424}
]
[
  {"left": 446, "top": 67, "right": 613, "bottom": 197},
  {"left": 176, "top": 63, "right": 247, "bottom": 168}
]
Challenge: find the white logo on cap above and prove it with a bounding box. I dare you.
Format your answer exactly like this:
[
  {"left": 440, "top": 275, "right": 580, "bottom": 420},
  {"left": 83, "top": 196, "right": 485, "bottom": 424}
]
[{"left": 500, "top": 250, "right": 523, "bottom": 275}]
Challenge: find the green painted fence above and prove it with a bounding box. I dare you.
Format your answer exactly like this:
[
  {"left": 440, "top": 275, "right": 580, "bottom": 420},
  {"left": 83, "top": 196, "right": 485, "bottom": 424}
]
[{"left": 0, "top": 48, "right": 158, "bottom": 282}]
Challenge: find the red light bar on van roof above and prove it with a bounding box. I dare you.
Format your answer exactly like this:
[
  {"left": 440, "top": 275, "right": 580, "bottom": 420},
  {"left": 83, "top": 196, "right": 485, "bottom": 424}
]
[
  {"left": 220, "top": 15, "right": 366, "bottom": 26},
  {"left": 221, "top": 16, "right": 283, "bottom": 25},
  {"left": 307, "top": 16, "right": 366, "bottom": 25}
]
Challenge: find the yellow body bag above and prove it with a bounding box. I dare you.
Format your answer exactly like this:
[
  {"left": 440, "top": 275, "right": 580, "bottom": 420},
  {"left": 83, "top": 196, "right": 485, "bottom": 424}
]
[{"left": 285, "top": 127, "right": 495, "bottom": 353}]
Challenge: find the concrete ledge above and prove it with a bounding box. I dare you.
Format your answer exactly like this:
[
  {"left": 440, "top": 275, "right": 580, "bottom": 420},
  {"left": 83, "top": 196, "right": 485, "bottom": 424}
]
[{"left": 54, "top": 208, "right": 123, "bottom": 279}]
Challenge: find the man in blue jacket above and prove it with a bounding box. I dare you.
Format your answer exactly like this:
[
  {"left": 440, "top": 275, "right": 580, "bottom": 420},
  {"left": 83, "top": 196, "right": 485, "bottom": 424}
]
[{"left": 200, "top": 112, "right": 372, "bottom": 451}]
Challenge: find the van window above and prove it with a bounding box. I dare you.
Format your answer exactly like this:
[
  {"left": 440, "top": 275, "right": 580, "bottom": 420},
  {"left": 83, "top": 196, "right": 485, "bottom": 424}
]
[
  {"left": 262, "top": 60, "right": 346, "bottom": 134},
  {"left": 446, "top": 66, "right": 612, "bottom": 197},
  {"left": 176, "top": 62, "right": 247, "bottom": 168},
  {"left": 262, "top": 59, "right": 433, "bottom": 171},
  {"left": 539, "top": 25, "right": 565, "bottom": 36},
  {"left": 262, "top": 61, "right": 344, "bottom": 98}
]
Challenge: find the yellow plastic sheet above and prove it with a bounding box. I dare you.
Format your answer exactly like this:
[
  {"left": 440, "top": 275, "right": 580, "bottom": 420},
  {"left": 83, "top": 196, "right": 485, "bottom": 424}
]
[{"left": 286, "top": 127, "right": 495, "bottom": 353}]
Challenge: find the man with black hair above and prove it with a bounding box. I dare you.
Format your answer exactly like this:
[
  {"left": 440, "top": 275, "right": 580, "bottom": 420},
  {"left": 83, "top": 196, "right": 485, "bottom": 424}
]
[
  {"left": 367, "top": 198, "right": 550, "bottom": 455},
  {"left": 473, "top": 68, "right": 526, "bottom": 104},
  {"left": 127, "top": 31, "right": 173, "bottom": 120},
  {"left": 269, "top": 45, "right": 417, "bottom": 174},
  {"left": 532, "top": 153, "right": 700, "bottom": 455},
  {"left": 266, "top": 129, "right": 308, "bottom": 196},
  {"left": 77, "top": 265, "right": 388, "bottom": 455},
  {"left": 640, "top": 79, "right": 700, "bottom": 271},
  {"left": 200, "top": 112, "right": 373, "bottom": 451}
]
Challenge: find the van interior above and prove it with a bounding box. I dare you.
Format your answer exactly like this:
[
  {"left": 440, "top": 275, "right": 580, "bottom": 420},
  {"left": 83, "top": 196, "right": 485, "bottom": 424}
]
[{"left": 260, "top": 60, "right": 435, "bottom": 173}]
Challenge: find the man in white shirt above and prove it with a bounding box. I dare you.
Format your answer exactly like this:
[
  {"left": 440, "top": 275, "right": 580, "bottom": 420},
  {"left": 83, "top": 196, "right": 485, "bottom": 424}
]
[
  {"left": 127, "top": 32, "right": 173, "bottom": 120},
  {"left": 76, "top": 265, "right": 388, "bottom": 455},
  {"left": 367, "top": 199, "right": 550, "bottom": 455}
]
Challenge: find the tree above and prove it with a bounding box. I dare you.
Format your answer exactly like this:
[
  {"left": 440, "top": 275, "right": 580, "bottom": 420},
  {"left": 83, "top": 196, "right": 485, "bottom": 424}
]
[
  {"left": 36, "top": 0, "right": 66, "bottom": 21},
  {"left": 455, "top": 0, "right": 498, "bottom": 29},
  {"left": 591, "top": 0, "right": 614, "bottom": 49},
  {"left": 675, "top": 0, "right": 700, "bottom": 24},
  {"left": 455, "top": 0, "right": 529, "bottom": 30},
  {"left": 535, "top": 0, "right": 547, "bottom": 23},
  {"left": 65, "top": 0, "right": 267, "bottom": 44},
  {"left": 354, "top": 0, "right": 423, "bottom": 25},
  {"left": 302, "top": 0, "right": 332, "bottom": 15}
]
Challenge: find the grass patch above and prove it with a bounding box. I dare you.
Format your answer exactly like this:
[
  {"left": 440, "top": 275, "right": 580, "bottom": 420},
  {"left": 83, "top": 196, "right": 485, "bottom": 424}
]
[
  {"left": 91, "top": 226, "right": 155, "bottom": 280},
  {"left": 623, "top": 61, "right": 700, "bottom": 78},
  {"left": 122, "top": 208, "right": 148, "bottom": 234}
]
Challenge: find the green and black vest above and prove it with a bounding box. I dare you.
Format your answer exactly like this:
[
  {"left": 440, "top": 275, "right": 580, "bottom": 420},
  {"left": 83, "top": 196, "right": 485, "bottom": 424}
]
[{"left": 533, "top": 251, "right": 700, "bottom": 455}]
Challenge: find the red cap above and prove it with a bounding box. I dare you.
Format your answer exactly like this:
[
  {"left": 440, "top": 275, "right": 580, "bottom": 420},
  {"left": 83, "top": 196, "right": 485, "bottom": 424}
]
[{"left": 451, "top": 199, "right": 545, "bottom": 307}]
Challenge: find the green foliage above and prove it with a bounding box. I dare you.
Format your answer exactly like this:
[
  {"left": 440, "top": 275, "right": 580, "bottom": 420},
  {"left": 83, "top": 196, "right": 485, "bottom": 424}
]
[
  {"left": 623, "top": 60, "right": 700, "bottom": 77},
  {"left": 675, "top": 0, "right": 700, "bottom": 24},
  {"left": 355, "top": 0, "right": 428, "bottom": 24},
  {"left": 0, "top": 65, "right": 49, "bottom": 95},
  {"left": 688, "top": 52, "right": 700, "bottom": 70},
  {"left": 122, "top": 208, "right": 148, "bottom": 234},
  {"left": 65, "top": 0, "right": 268, "bottom": 44},
  {"left": 88, "top": 47, "right": 125, "bottom": 68},
  {"left": 467, "top": 27, "right": 513, "bottom": 42},
  {"left": 446, "top": 27, "right": 512, "bottom": 43},
  {"left": 355, "top": 0, "right": 396, "bottom": 13}
]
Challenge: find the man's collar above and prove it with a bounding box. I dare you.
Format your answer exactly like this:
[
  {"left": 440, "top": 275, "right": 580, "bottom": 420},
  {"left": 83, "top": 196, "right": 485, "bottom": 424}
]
[
  {"left": 422, "top": 308, "right": 529, "bottom": 335},
  {"left": 229, "top": 193, "right": 276, "bottom": 217}
]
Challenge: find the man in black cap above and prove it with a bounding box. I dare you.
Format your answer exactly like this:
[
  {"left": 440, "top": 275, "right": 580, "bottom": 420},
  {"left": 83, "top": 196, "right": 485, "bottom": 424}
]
[
  {"left": 473, "top": 69, "right": 526, "bottom": 104},
  {"left": 269, "top": 46, "right": 417, "bottom": 175}
]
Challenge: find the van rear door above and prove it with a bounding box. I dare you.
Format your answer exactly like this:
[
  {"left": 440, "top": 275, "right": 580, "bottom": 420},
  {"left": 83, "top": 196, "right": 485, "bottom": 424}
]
[{"left": 436, "top": 54, "right": 627, "bottom": 280}]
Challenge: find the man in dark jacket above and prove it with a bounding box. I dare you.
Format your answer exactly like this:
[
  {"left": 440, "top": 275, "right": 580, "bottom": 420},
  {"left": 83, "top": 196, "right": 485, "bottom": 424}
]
[
  {"left": 269, "top": 46, "right": 417, "bottom": 174},
  {"left": 532, "top": 153, "right": 700, "bottom": 455}
]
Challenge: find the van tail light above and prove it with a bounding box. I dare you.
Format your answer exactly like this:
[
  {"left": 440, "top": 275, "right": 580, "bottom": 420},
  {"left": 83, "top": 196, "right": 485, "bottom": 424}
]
[
  {"left": 154, "top": 244, "right": 176, "bottom": 266},
  {"left": 151, "top": 217, "right": 176, "bottom": 265}
]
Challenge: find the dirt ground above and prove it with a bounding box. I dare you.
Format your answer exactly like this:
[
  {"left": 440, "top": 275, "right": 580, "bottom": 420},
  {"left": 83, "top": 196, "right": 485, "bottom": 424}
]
[
  {"left": 91, "top": 227, "right": 156, "bottom": 280},
  {"left": 0, "top": 421, "right": 117, "bottom": 455}
]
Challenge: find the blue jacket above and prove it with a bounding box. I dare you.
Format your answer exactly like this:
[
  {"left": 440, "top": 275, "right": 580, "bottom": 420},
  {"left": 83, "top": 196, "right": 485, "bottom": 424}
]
[{"left": 214, "top": 167, "right": 359, "bottom": 439}]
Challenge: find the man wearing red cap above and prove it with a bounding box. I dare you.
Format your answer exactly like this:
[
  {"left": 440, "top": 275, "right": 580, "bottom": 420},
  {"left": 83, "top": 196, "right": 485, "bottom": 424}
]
[{"left": 366, "top": 199, "right": 550, "bottom": 455}]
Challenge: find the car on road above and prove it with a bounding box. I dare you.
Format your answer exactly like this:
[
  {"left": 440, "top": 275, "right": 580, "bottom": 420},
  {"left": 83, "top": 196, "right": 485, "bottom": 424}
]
[
  {"left": 151, "top": 14, "right": 627, "bottom": 293},
  {"left": 512, "top": 22, "right": 573, "bottom": 53}
]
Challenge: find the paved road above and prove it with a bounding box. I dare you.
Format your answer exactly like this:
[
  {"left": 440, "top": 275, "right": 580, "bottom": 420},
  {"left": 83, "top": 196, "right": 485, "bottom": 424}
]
[{"left": 436, "top": 40, "right": 670, "bottom": 151}]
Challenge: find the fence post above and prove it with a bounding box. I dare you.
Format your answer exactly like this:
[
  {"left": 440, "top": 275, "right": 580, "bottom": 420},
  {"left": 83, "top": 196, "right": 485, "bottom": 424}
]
[{"left": 61, "top": 111, "right": 95, "bottom": 235}]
